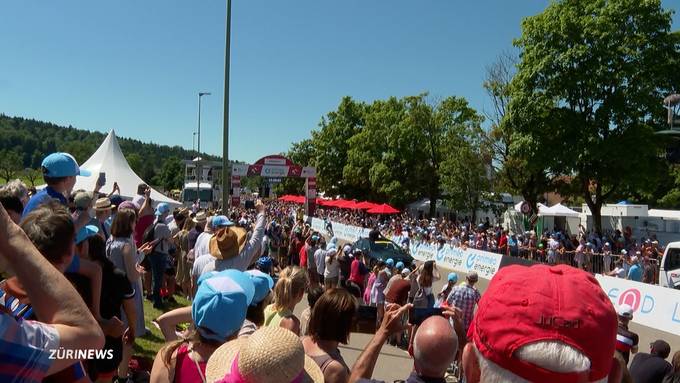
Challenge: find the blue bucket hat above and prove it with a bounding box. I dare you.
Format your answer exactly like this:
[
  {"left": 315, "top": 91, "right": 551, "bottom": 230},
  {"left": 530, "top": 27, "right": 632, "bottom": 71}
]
[
  {"left": 245, "top": 270, "right": 274, "bottom": 306},
  {"left": 41, "top": 152, "right": 91, "bottom": 178},
  {"left": 192, "top": 270, "right": 255, "bottom": 342},
  {"left": 154, "top": 202, "right": 170, "bottom": 216},
  {"left": 75, "top": 225, "right": 99, "bottom": 244},
  {"left": 385, "top": 258, "right": 395, "bottom": 268},
  {"left": 395, "top": 261, "right": 405, "bottom": 270},
  {"left": 212, "top": 215, "right": 234, "bottom": 228},
  {"left": 448, "top": 272, "right": 458, "bottom": 283}
]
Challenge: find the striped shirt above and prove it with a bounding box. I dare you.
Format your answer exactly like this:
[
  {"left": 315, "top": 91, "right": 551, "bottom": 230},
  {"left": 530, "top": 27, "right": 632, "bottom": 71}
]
[
  {"left": 616, "top": 325, "right": 639, "bottom": 364},
  {"left": 0, "top": 312, "right": 59, "bottom": 382}
]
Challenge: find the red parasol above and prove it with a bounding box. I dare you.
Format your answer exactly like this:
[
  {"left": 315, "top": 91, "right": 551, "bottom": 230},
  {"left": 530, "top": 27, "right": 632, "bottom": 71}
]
[
  {"left": 337, "top": 200, "right": 360, "bottom": 209},
  {"left": 355, "top": 201, "right": 379, "bottom": 210},
  {"left": 366, "top": 203, "right": 400, "bottom": 214}
]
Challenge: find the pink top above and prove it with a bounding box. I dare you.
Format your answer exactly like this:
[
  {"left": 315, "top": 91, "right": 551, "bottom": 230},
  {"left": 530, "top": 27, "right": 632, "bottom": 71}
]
[
  {"left": 174, "top": 344, "right": 207, "bottom": 383},
  {"left": 364, "top": 273, "right": 376, "bottom": 305}
]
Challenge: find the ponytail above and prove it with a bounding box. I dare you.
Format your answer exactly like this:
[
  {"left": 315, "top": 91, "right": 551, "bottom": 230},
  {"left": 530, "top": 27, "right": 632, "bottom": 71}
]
[{"left": 273, "top": 266, "right": 308, "bottom": 311}]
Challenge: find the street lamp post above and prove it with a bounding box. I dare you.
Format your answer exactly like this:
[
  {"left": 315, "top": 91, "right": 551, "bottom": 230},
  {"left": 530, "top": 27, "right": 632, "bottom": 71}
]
[
  {"left": 222, "top": 0, "right": 232, "bottom": 209},
  {"left": 197, "top": 91, "right": 211, "bottom": 206}
]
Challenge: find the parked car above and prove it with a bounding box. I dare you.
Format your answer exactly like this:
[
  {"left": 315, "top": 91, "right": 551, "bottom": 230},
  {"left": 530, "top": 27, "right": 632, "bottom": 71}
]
[
  {"left": 660, "top": 242, "right": 680, "bottom": 289},
  {"left": 352, "top": 237, "right": 413, "bottom": 267}
]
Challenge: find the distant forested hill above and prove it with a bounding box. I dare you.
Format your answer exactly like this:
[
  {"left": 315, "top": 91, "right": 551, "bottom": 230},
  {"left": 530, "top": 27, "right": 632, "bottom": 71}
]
[{"left": 0, "top": 114, "right": 223, "bottom": 190}]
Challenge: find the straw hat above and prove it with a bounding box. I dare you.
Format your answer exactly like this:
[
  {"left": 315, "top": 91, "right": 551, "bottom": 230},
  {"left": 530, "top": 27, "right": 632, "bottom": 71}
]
[
  {"left": 94, "top": 197, "right": 115, "bottom": 211},
  {"left": 193, "top": 211, "right": 208, "bottom": 224},
  {"left": 209, "top": 226, "right": 248, "bottom": 260},
  {"left": 205, "top": 326, "right": 323, "bottom": 383}
]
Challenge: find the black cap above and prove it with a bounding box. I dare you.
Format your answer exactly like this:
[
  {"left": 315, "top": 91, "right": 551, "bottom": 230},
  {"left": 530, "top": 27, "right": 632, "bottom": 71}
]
[{"left": 650, "top": 340, "right": 671, "bottom": 358}]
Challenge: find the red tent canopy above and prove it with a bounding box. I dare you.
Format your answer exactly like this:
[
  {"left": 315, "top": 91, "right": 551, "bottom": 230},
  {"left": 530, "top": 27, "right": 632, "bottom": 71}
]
[
  {"left": 355, "top": 201, "right": 378, "bottom": 210},
  {"left": 367, "top": 203, "right": 400, "bottom": 214},
  {"left": 277, "top": 195, "right": 293, "bottom": 201},
  {"left": 324, "top": 199, "right": 347, "bottom": 207},
  {"left": 336, "top": 200, "right": 360, "bottom": 209}
]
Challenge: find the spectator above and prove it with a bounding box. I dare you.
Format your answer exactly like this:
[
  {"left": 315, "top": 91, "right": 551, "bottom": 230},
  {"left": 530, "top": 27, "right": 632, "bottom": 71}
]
[
  {"left": 616, "top": 303, "right": 639, "bottom": 365},
  {"left": 205, "top": 326, "right": 323, "bottom": 383},
  {"left": 303, "top": 288, "right": 357, "bottom": 383},
  {"left": 145, "top": 202, "right": 173, "bottom": 309},
  {"left": 435, "top": 272, "right": 458, "bottom": 308},
  {"left": 238, "top": 270, "right": 274, "bottom": 338},
  {"left": 84, "top": 235, "right": 137, "bottom": 383},
  {"left": 446, "top": 271, "right": 481, "bottom": 334},
  {"left": 91, "top": 197, "right": 114, "bottom": 240},
  {"left": 0, "top": 202, "right": 104, "bottom": 382},
  {"left": 629, "top": 339, "right": 672, "bottom": 383},
  {"left": 348, "top": 250, "right": 369, "bottom": 298},
  {"left": 324, "top": 245, "right": 341, "bottom": 290},
  {"left": 411, "top": 260, "right": 440, "bottom": 309},
  {"left": 315, "top": 237, "right": 334, "bottom": 286},
  {"left": 188, "top": 211, "right": 207, "bottom": 252},
  {"left": 349, "top": 303, "right": 463, "bottom": 383},
  {"left": 628, "top": 256, "right": 643, "bottom": 282},
  {"left": 461, "top": 264, "right": 621, "bottom": 383},
  {"left": 0, "top": 191, "right": 23, "bottom": 224},
  {"left": 263, "top": 266, "right": 309, "bottom": 336},
  {"left": 664, "top": 351, "right": 680, "bottom": 383},
  {"left": 133, "top": 187, "right": 154, "bottom": 248},
  {"left": 107, "top": 207, "right": 149, "bottom": 379},
  {"left": 176, "top": 216, "right": 196, "bottom": 300},
  {"left": 203, "top": 201, "right": 267, "bottom": 273},
  {"left": 383, "top": 261, "right": 405, "bottom": 299},
  {"left": 371, "top": 259, "right": 392, "bottom": 323},
  {"left": 1, "top": 179, "right": 29, "bottom": 207},
  {"left": 300, "top": 285, "right": 324, "bottom": 337},
  {"left": 149, "top": 270, "right": 255, "bottom": 383},
  {"left": 23, "top": 153, "right": 98, "bottom": 229}
]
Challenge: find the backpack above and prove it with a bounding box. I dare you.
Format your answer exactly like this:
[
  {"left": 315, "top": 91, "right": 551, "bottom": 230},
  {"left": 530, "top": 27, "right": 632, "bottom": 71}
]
[{"left": 143, "top": 221, "right": 159, "bottom": 251}]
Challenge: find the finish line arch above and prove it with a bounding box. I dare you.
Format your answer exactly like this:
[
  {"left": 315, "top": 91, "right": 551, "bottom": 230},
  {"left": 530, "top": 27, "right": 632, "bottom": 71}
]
[{"left": 230, "top": 154, "right": 317, "bottom": 215}]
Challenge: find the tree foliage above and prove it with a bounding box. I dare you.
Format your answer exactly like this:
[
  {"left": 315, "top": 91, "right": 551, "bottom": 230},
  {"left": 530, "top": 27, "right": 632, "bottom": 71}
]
[
  {"left": 0, "top": 149, "right": 22, "bottom": 183},
  {"left": 509, "top": 0, "right": 678, "bottom": 231}
]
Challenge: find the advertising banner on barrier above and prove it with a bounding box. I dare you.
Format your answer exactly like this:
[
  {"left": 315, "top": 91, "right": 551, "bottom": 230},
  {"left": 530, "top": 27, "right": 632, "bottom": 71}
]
[
  {"left": 408, "top": 242, "right": 502, "bottom": 280},
  {"left": 595, "top": 274, "right": 680, "bottom": 335}
]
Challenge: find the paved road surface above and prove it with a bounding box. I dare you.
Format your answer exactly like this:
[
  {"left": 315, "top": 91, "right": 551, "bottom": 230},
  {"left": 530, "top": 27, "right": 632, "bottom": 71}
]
[{"left": 294, "top": 265, "right": 680, "bottom": 382}]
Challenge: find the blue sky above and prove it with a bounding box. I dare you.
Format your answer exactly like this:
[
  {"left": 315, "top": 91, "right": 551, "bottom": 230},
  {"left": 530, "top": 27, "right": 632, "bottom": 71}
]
[{"left": 1, "top": 1, "right": 678, "bottom": 163}]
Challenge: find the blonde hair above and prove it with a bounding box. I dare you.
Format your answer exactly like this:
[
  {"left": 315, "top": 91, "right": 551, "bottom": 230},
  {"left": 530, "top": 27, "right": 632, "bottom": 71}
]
[
  {"left": 475, "top": 341, "right": 607, "bottom": 383},
  {"left": 272, "top": 266, "right": 308, "bottom": 311}
]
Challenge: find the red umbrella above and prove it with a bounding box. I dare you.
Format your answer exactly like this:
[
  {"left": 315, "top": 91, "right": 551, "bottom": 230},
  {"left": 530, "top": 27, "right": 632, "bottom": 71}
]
[
  {"left": 324, "top": 199, "right": 347, "bottom": 207},
  {"left": 337, "top": 200, "right": 360, "bottom": 209},
  {"left": 355, "top": 201, "right": 378, "bottom": 210},
  {"left": 367, "top": 203, "right": 400, "bottom": 214},
  {"left": 278, "top": 195, "right": 292, "bottom": 201}
]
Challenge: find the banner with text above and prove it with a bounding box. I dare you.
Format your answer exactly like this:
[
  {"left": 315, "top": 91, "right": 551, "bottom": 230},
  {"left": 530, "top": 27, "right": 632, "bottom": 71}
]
[{"left": 595, "top": 274, "right": 680, "bottom": 335}]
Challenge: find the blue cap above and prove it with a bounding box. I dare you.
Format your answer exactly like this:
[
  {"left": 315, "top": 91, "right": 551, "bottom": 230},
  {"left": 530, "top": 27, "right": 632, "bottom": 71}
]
[
  {"left": 326, "top": 237, "right": 338, "bottom": 251},
  {"left": 154, "top": 202, "right": 170, "bottom": 216},
  {"left": 385, "top": 258, "right": 394, "bottom": 267},
  {"left": 212, "top": 215, "right": 234, "bottom": 228},
  {"left": 245, "top": 270, "right": 274, "bottom": 306},
  {"left": 192, "top": 270, "right": 255, "bottom": 342},
  {"left": 75, "top": 225, "right": 99, "bottom": 244},
  {"left": 395, "top": 261, "right": 404, "bottom": 270},
  {"left": 41, "top": 152, "right": 91, "bottom": 178},
  {"left": 256, "top": 256, "right": 273, "bottom": 273},
  {"left": 448, "top": 272, "right": 458, "bottom": 283}
]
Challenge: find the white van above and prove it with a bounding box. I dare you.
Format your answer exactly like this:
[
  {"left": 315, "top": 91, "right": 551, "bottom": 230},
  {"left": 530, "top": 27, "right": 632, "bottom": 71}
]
[{"left": 660, "top": 241, "right": 680, "bottom": 289}]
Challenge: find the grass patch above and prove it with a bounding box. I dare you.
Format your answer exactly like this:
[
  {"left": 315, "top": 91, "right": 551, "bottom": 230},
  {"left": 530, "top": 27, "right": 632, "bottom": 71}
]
[{"left": 133, "top": 296, "right": 192, "bottom": 360}]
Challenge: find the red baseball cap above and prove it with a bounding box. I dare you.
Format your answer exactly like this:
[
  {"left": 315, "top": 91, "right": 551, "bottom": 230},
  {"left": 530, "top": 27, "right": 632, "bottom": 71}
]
[{"left": 468, "top": 264, "right": 617, "bottom": 383}]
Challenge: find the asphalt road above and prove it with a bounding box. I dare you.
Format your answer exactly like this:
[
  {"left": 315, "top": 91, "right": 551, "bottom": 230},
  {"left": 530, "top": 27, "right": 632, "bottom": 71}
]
[{"left": 294, "top": 266, "right": 680, "bottom": 382}]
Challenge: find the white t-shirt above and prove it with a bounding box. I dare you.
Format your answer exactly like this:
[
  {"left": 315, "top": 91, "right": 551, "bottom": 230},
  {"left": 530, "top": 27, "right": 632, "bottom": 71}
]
[
  {"left": 324, "top": 254, "right": 340, "bottom": 279},
  {"left": 194, "top": 232, "right": 212, "bottom": 259},
  {"left": 314, "top": 248, "right": 327, "bottom": 276}
]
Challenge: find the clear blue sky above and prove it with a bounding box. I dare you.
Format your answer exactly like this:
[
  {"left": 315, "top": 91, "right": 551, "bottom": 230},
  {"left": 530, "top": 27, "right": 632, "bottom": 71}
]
[{"left": 1, "top": 1, "right": 678, "bottom": 163}]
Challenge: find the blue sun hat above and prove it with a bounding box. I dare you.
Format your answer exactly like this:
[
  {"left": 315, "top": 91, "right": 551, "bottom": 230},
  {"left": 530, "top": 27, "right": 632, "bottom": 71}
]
[
  {"left": 192, "top": 270, "right": 255, "bottom": 342},
  {"left": 245, "top": 270, "right": 274, "bottom": 306},
  {"left": 75, "top": 225, "right": 99, "bottom": 244}
]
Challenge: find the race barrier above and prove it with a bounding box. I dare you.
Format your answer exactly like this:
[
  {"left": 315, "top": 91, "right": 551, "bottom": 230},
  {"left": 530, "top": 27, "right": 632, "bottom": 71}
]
[
  {"left": 595, "top": 274, "right": 680, "bottom": 335},
  {"left": 307, "top": 216, "right": 680, "bottom": 334},
  {"left": 307, "top": 217, "right": 502, "bottom": 280}
]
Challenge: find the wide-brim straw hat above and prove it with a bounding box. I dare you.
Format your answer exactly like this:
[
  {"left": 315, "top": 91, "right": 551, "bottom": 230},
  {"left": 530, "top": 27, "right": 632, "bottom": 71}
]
[
  {"left": 94, "top": 197, "right": 115, "bottom": 211},
  {"left": 209, "top": 227, "right": 248, "bottom": 260},
  {"left": 206, "top": 326, "right": 323, "bottom": 383},
  {"left": 193, "top": 211, "right": 208, "bottom": 223}
]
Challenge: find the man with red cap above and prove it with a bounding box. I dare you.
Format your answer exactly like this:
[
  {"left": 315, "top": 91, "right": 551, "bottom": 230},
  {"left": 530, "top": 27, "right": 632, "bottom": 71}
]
[{"left": 461, "top": 264, "right": 622, "bottom": 383}]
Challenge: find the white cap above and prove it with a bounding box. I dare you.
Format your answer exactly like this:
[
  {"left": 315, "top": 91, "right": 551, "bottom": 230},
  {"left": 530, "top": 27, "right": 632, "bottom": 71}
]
[
  {"left": 617, "top": 304, "right": 634, "bottom": 319},
  {"left": 621, "top": 250, "right": 628, "bottom": 255},
  {"left": 401, "top": 268, "right": 411, "bottom": 275}
]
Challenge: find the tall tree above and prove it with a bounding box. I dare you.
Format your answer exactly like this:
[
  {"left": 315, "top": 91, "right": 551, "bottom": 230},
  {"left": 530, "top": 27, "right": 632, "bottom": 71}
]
[
  {"left": 512, "top": 0, "right": 677, "bottom": 232},
  {"left": 312, "top": 97, "right": 366, "bottom": 197},
  {"left": 23, "top": 168, "right": 42, "bottom": 187},
  {"left": 0, "top": 150, "right": 22, "bottom": 183},
  {"left": 155, "top": 157, "right": 184, "bottom": 192}
]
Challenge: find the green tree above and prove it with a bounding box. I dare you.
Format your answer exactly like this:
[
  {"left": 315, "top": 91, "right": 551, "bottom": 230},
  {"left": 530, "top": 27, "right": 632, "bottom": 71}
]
[
  {"left": 0, "top": 150, "right": 22, "bottom": 183},
  {"left": 23, "top": 168, "right": 42, "bottom": 187},
  {"left": 311, "top": 97, "right": 366, "bottom": 197},
  {"left": 127, "top": 153, "right": 143, "bottom": 176},
  {"left": 155, "top": 157, "right": 184, "bottom": 192},
  {"left": 511, "top": 0, "right": 677, "bottom": 232}
]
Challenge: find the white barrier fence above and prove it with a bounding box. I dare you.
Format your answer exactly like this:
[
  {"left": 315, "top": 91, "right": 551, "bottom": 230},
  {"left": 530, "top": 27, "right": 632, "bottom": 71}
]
[
  {"left": 595, "top": 274, "right": 680, "bottom": 335},
  {"left": 309, "top": 216, "right": 680, "bottom": 334}
]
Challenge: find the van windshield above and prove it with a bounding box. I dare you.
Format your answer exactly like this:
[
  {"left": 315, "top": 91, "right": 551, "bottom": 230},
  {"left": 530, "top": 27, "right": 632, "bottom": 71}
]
[{"left": 665, "top": 248, "right": 680, "bottom": 270}]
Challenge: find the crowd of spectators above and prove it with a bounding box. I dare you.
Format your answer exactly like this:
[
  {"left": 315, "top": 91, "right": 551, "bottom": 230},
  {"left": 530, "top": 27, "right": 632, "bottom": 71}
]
[{"left": 0, "top": 150, "right": 678, "bottom": 383}]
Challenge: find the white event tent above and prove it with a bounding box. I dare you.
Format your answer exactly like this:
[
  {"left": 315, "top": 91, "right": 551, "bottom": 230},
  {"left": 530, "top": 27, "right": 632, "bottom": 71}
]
[
  {"left": 539, "top": 203, "right": 579, "bottom": 217},
  {"left": 71, "top": 130, "right": 181, "bottom": 207}
]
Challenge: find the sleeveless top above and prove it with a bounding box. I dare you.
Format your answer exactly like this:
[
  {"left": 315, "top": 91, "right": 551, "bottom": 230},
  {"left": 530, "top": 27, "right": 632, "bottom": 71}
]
[
  {"left": 263, "top": 304, "right": 293, "bottom": 328},
  {"left": 309, "top": 347, "right": 350, "bottom": 375},
  {"left": 174, "top": 344, "right": 207, "bottom": 383}
]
